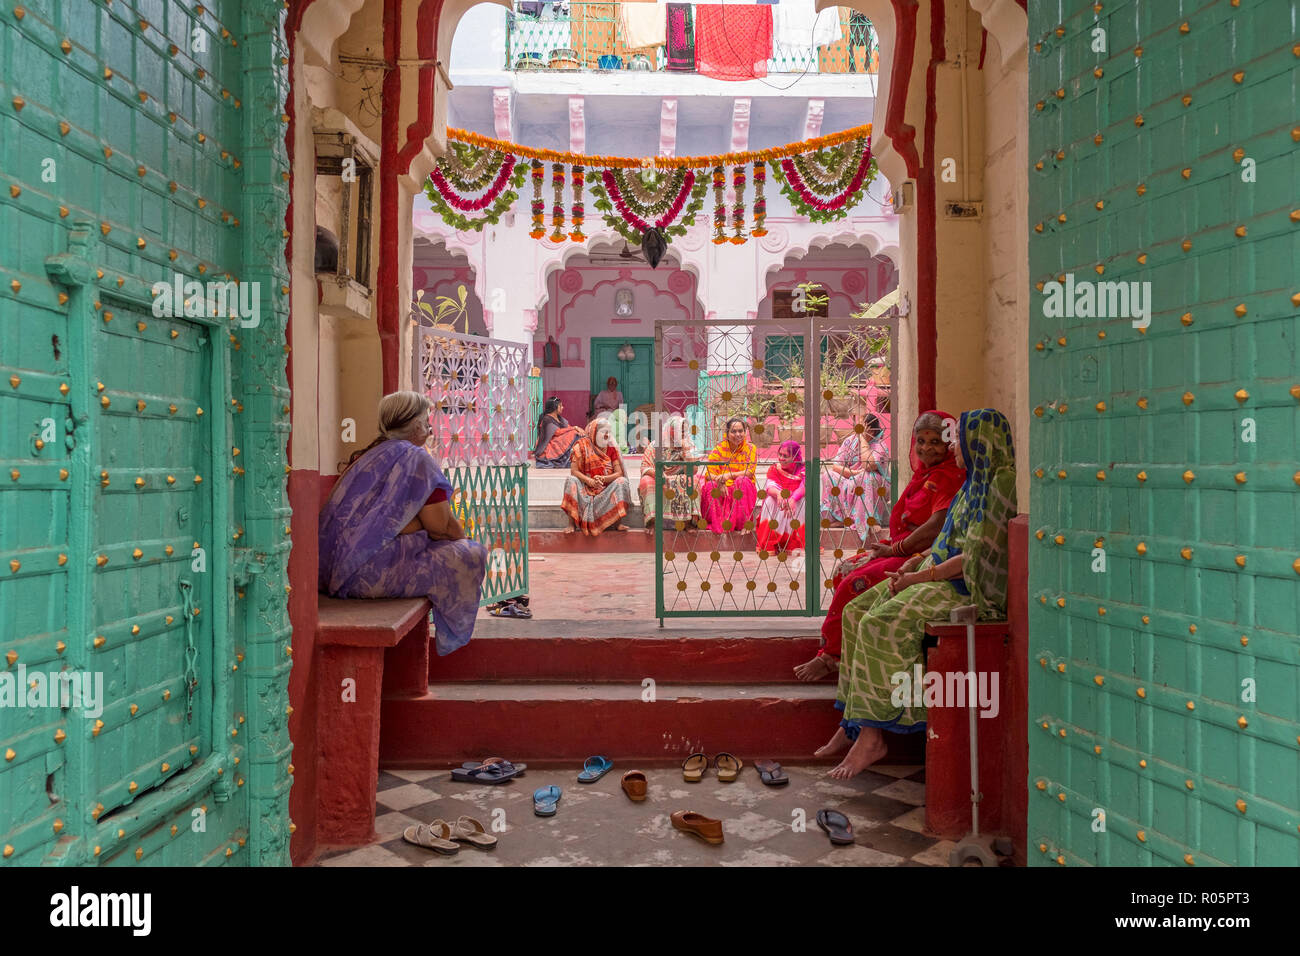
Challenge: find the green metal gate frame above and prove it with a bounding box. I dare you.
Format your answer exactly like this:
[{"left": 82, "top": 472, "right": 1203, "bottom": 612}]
[{"left": 653, "top": 316, "right": 897, "bottom": 620}]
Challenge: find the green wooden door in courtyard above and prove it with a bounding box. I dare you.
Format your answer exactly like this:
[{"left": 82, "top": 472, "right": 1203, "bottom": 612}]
[
  {"left": 0, "top": 0, "right": 291, "bottom": 865},
  {"left": 1028, "top": 0, "right": 1300, "bottom": 865}
]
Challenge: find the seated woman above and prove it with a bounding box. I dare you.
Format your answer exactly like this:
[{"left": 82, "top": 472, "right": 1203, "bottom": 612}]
[
  {"left": 797, "top": 410, "right": 964, "bottom": 681},
  {"left": 820, "top": 408, "right": 1016, "bottom": 778},
  {"left": 821, "top": 413, "right": 890, "bottom": 539},
  {"left": 318, "top": 391, "right": 488, "bottom": 656},
  {"left": 534, "top": 396, "right": 584, "bottom": 469},
  {"left": 699, "top": 418, "right": 758, "bottom": 534},
  {"left": 638, "top": 415, "right": 701, "bottom": 529},
  {"left": 561, "top": 419, "right": 633, "bottom": 535},
  {"left": 756, "top": 440, "right": 806, "bottom": 554}
]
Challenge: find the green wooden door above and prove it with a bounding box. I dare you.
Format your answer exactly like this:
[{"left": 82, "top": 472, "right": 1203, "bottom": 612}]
[
  {"left": 591, "top": 338, "right": 653, "bottom": 411},
  {"left": 1028, "top": 0, "right": 1300, "bottom": 865},
  {"left": 0, "top": 0, "right": 290, "bottom": 866}
]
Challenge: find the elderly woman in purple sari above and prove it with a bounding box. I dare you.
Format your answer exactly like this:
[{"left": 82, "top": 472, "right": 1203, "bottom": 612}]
[{"left": 319, "top": 391, "right": 488, "bottom": 656}]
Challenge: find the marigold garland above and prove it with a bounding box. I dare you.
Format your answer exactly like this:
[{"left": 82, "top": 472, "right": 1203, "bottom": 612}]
[
  {"left": 529, "top": 160, "right": 545, "bottom": 238},
  {"left": 590, "top": 167, "right": 705, "bottom": 246},
  {"left": 751, "top": 160, "right": 768, "bottom": 237},
  {"left": 711, "top": 166, "right": 726, "bottom": 245},
  {"left": 425, "top": 148, "right": 525, "bottom": 232},
  {"left": 445, "top": 124, "right": 871, "bottom": 170},
  {"left": 570, "top": 165, "right": 586, "bottom": 242},
  {"left": 550, "top": 163, "right": 566, "bottom": 241},
  {"left": 730, "top": 165, "right": 746, "bottom": 244},
  {"left": 771, "top": 138, "right": 878, "bottom": 223}
]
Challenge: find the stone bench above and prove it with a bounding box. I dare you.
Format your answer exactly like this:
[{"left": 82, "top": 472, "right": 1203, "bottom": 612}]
[{"left": 314, "top": 594, "right": 431, "bottom": 845}]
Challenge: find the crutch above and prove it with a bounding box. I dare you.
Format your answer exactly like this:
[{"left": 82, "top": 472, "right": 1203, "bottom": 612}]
[{"left": 948, "top": 603, "right": 998, "bottom": 867}]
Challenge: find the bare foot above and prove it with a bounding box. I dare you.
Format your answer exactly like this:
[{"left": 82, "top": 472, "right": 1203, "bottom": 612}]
[
  {"left": 814, "top": 726, "right": 851, "bottom": 758},
  {"left": 564, "top": 526, "right": 575, "bottom": 534},
  {"left": 827, "top": 730, "right": 888, "bottom": 779},
  {"left": 793, "top": 655, "right": 836, "bottom": 682},
  {"left": 615, "top": 524, "right": 629, "bottom": 531}
]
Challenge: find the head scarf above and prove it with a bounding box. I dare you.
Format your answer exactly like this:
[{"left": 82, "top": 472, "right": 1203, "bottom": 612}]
[
  {"left": 888, "top": 409, "right": 963, "bottom": 538},
  {"left": 571, "top": 418, "right": 619, "bottom": 477},
  {"left": 930, "top": 408, "right": 1017, "bottom": 602},
  {"left": 776, "top": 439, "right": 805, "bottom": 477}
]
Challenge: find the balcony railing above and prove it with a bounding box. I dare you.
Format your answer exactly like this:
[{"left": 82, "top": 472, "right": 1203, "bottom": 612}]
[{"left": 506, "top": 3, "right": 877, "bottom": 75}]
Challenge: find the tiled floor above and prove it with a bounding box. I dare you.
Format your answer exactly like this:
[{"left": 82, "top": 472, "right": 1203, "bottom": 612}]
[{"left": 314, "top": 763, "right": 978, "bottom": 867}]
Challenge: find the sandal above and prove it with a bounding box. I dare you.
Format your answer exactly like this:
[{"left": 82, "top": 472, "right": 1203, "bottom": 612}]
[
  {"left": 450, "top": 760, "right": 524, "bottom": 784},
  {"left": 715, "top": 752, "right": 744, "bottom": 783},
  {"left": 402, "top": 820, "right": 459, "bottom": 855},
  {"left": 816, "top": 809, "right": 855, "bottom": 846},
  {"left": 533, "top": 785, "right": 562, "bottom": 816},
  {"left": 621, "top": 770, "right": 648, "bottom": 802},
  {"left": 460, "top": 757, "right": 527, "bottom": 776},
  {"left": 450, "top": 815, "right": 498, "bottom": 849},
  {"left": 577, "top": 755, "right": 614, "bottom": 784},
  {"left": 754, "top": 760, "right": 789, "bottom": 787},
  {"left": 681, "top": 752, "right": 708, "bottom": 783},
  {"left": 489, "top": 602, "right": 532, "bottom": 618}
]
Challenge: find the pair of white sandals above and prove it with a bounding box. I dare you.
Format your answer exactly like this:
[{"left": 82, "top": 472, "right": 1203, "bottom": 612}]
[{"left": 402, "top": 815, "right": 498, "bottom": 855}]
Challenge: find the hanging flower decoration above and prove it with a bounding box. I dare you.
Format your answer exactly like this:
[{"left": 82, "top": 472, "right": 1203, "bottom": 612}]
[
  {"left": 770, "top": 137, "right": 877, "bottom": 223},
  {"left": 529, "top": 160, "right": 545, "bottom": 238},
  {"left": 550, "top": 163, "right": 566, "bottom": 241},
  {"left": 588, "top": 167, "right": 707, "bottom": 247},
  {"left": 711, "top": 166, "right": 727, "bottom": 245},
  {"left": 730, "top": 165, "right": 746, "bottom": 244},
  {"left": 570, "top": 164, "right": 586, "bottom": 242},
  {"left": 751, "top": 160, "right": 768, "bottom": 237},
  {"left": 425, "top": 144, "right": 525, "bottom": 232}
]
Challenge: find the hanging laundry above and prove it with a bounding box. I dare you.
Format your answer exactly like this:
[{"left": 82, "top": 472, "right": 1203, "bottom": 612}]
[
  {"left": 621, "top": 0, "right": 666, "bottom": 51},
  {"left": 695, "top": 4, "right": 773, "bottom": 81},
  {"left": 666, "top": 3, "right": 696, "bottom": 72},
  {"left": 772, "top": 0, "right": 842, "bottom": 57}
]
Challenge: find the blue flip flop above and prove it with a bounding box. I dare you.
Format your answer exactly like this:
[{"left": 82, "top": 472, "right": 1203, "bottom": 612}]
[
  {"left": 577, "top": 755, "right": 613, "bottom": 784},
  {"left": 533, "top": 785, "right": 562, "bottom": 817}
]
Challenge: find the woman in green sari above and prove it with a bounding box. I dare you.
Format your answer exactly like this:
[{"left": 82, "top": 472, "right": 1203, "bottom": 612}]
[{"left": 819, "top": 408, "right": 1017, "bottom": 779}]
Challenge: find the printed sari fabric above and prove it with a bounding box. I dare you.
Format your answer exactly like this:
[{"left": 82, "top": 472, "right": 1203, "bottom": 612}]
[
  {"left": 755, "top": 441, "right": 805, "bottom": 553},
  {"left": 699, "top": 436, "right": 758, "bottom": 533},
  {"left": 820, "top": 411, "right": 963, "bottom": 659},
  {"left": 638, "top": 434, "right": 700, "bottom": 526},
  {"left": 695, "top": 4, "right": 773, "bottom": 80},
  {"left": 820, "top": 432, "right": 890, "bottom": 541},
  {"left": 836, "top": 409, "right": 1017, "bottom": 732},
  {"left": 319, "top": 439, "right": 488, "bottom": 656},
  {"left": 666, "top": 3, "right": 696, "bottom": 71},
  {"left": 535, "top": 412, "right": 584, "bottom": 469},
  {"left": 561, "top": 420, "right": 632, "bottom": 535}
]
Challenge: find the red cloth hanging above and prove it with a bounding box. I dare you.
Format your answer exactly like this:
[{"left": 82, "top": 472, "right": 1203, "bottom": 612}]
[{"left": 695, "top": 4, "right": 773, "bottom": 81}]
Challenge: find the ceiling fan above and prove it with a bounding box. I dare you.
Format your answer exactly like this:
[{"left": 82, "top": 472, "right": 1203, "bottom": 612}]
[{"left": 589, "top": 240, "right": 647, "bottom": 264}]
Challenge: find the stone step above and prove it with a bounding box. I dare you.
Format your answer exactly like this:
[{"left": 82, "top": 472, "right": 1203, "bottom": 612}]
[
  {"left": 431, "top": 633, "right": 826, "bottom": 683},
  {"left": 379, "top": 680, "right": 923, "bottom": 766}
]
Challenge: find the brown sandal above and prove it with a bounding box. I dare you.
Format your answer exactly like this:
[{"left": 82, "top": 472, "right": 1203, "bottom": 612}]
[
  {"left": 681, "top": 752, "right": 708, "bottom": 783},
  {"left": 621, "top": 770, "right": 648, "bottom": 802},
  {"left": 715, "top": 752, "right": 744, "bottom": 783}
]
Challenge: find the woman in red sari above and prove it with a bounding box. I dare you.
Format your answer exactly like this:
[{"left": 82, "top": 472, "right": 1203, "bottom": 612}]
[
  {"left": 755, "top": 440, "right": 806, "bottom": 553},
  {"left": 795, "top": 410, "right": 965, "bottom": 682}
]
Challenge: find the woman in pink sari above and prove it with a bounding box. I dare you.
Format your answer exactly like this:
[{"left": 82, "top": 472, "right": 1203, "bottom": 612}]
[
  {"left": 699, "top": 418, "right": 758, "bottom": 534},
  {"left": 756, "top": 440, "right": 806, "bottom": 553}
]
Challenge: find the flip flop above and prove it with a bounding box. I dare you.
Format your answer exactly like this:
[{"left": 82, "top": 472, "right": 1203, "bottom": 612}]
[
  {"left": 460, "top": 757, "right": 528, "bottom": 775},
  {"left": 754, "top": 760, "right": 790, "bottom": 787},
  {"left": 402, "top": 820, "right": 459, "bottom": 855},
  {"left": 450, "top": 815, "right": 498, "bottom": 849},
  {"left": 533, "top": 785, "right": 562, "bottom": 816},
  {"left": 577, "top": 755, "right": 614, "bottom": 784},
  {"left": 681, "top": 752, "right": 708, "bottom": 783},
  {"left": 450, "top": 760, "right": 523, "bottom": 784},
  {"left": 816, "top": 809, "right": 856, "bottom": 846},
  {"left": 489, "top": 603, "right": 532, "bottom": 618},
  {"left": 715, "top": 752, "right": 744, "bottom": 783}
]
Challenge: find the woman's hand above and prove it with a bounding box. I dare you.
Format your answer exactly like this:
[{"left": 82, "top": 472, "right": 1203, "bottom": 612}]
[
  {"left": 900, "top": 554, "right": 925, "bottom": 573},
  {"left": 869, "top": 541, "right": 893, "bottom": 558},
  {"left": 886, "top": 570, "right": 913, "bottom": 595}
]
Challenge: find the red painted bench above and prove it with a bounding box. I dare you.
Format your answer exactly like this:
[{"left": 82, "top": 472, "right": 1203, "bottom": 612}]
[
  {"left": 314, "top": 595, "right": 431, "bottom": 845},
  {"left": 920, "top": 515, "right": 1028, "bottom": 859}
]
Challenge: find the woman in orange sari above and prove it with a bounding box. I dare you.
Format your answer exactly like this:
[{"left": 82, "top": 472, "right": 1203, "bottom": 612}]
[
  {"left": 561, "top": 419, "right": 633, "bottom": 535},
  {"left": 699, "top": 418, "right": 758, "bottom": 534}
]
